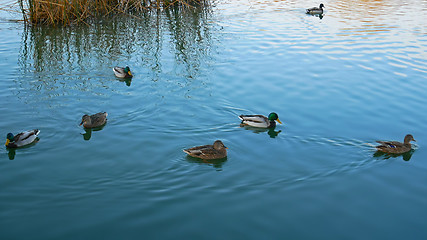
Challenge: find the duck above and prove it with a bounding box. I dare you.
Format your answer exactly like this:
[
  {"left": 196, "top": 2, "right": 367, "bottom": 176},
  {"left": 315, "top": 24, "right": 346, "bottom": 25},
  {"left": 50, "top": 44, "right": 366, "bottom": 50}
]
[
  {"left": 183, "top": 140, "right": 228, "bottom": 160},
  {"left": 306, "top": 3, "right": 325, "bottom": 14},
  {"left": 5, "top": 129, "right": 40, "bottom": 148},
  {"left": 239, "top": 112, "right": 282, "bottom": 128},
  {"left": 375, "top": 134, "right": 416, "bottom": 154},
  {"left": 113, "top": 66, "right": 133, "bottom": 78},
  {"left": 80, "top": 112, "right": 108, "bottom": 128}
]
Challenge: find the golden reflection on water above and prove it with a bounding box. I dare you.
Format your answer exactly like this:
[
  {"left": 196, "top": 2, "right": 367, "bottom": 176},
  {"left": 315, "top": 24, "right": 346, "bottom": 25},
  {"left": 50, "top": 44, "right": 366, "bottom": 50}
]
[{"left": 329, "top": 0, "right": 397, "bottom": 36}]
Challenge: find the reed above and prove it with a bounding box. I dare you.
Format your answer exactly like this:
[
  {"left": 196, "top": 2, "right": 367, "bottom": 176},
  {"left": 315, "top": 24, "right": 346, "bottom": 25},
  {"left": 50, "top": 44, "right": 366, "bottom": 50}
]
[{"left": 18, "top": 0, "right": 209, "bottom": 25}]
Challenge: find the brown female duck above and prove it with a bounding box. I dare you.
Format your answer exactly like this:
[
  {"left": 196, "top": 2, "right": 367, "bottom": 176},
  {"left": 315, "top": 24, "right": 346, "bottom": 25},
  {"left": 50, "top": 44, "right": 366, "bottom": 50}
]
[
  {"left": 80, "top": 112, "right": 108, "bottom": 128},
  {"left": 375, "top": 134, "right": 416, "bottom": 154},
  {"left": 183, "top": 140, "right": 227, "bottom": 160}
]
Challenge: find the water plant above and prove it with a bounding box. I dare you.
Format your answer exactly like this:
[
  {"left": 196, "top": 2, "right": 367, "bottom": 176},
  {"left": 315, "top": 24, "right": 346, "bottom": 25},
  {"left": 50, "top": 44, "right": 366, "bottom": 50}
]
[{"left": 17, "top": 0, "right": 209, "bottom": 25}]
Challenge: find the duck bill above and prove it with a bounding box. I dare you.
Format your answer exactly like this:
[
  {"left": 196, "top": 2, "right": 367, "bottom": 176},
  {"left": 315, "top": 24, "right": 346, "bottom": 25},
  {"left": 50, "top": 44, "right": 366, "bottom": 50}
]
[
  {"left": 5, "top": 139, "right": 10, "bottom": 146},
  {"left": 79, "top": 121, "right": 84, "bottom": 126},
  {"left": 276, "top": 118, "right": 282, "bottom": 124},
  {"left": 128, "top": 71, "right": 132, "bottom": 76}
]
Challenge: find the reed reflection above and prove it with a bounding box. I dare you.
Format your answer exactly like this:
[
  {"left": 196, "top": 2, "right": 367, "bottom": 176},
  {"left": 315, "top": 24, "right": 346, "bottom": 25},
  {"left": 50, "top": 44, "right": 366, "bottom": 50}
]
[
  {"left": 164, "top": 6, "right": 213, "bottom": 79},
  {"left": 18, "top": 6, "right": 215, "bottom": 99}
]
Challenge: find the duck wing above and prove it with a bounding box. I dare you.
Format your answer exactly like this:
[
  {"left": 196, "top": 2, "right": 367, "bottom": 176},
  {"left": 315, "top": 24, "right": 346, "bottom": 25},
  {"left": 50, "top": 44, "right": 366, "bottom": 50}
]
[
  {"left": 239, "top": 114, "right": 267, "bottom": 122},
  {"left": 113, "top": 67, "right": 124, "bottom": 74},
  {"left": 183, "top": 144, "right": 212, "bottom": 154},
  {"left": 375, "top": 140, "right": 412, "bottom": 154},
  {"left": 13, "top": 129, "right": 40, "bottom": 147},
  {"left": 306, "top": 6, "right": 323, "bottom": 14},
  {"left": 113, "top": 67, "right": 126, "bottom": 78},
  {"left": 376, "top": 140, "right": 404, "bottom": 148},
  {"left": 184, "top": 144, "right": 223, "bottom": 158},
  {"left": 239, "top": 114, "right": 269, "bottom": 127},
  {"left": 90, "top": 112, "right": 108, "bottom": 126}
]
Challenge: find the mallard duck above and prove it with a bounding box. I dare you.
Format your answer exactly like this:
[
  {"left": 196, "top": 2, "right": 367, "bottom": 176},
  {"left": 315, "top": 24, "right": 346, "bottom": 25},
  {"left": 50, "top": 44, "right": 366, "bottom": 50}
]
[
  {"left": 5, "top": 129, "right": 40, "bottom": 148},
  {"left": 306, "top": 3, "right": 325, "bottom": 14},
  {"left": 239, "top": 112, "right": 282, "bottom": 128},
  {"left": 80, "top": 112, "right": 108, "bottom": 128},
  {"left": 375, "top": 134, "right": 416, "bottom": 154},
  {"left": 113, "top": 66, "right": 133, "bottom": 78},
  {"left": 183, "top": 140, "right": 228, "bottom": 160}
]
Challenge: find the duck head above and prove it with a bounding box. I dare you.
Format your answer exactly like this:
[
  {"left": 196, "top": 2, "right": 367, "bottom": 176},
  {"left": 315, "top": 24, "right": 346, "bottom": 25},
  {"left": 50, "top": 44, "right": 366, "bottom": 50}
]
[
  {"left": 5, "top": 133, "right": 14, "bottom": 146},
  {"left": 404, "top": 134, "right": 416, "bottom": 144},
  {"left": 319, "top": 3, "right": 325, "bottom": 9},
  {"left": 268, "top": 112, "right": 282, "bottom": 124},
  {"left": 213, "top": 140, "right": 227, "bottom": 150},
  {"left": 80, "top": 115, "right": 91, "bottom": 126},
  {"left": 124, "top": 66, "right": 132, "bottom": 77}
]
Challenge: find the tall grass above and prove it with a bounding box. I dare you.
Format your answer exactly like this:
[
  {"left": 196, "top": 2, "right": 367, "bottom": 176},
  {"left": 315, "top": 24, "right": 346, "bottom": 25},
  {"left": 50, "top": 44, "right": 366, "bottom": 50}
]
[{"left": 18, "top": 0, "right": 209, "bottom": 25}]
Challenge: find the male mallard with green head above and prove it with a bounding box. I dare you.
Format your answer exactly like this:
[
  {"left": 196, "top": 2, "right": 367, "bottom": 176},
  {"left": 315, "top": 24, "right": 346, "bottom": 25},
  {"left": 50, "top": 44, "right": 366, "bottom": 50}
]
[
  {"left": 80, "top": 112, "right": 108, "bottom": 128},
  {"left": 5, "top": 129, "right": 40, "bottom": 148},
  {"left": 183, "top": 140, "right": 228, "bottom": 160},
  {"left": 306, "top": 3, "right": 325, "bottom": 14},
  {"left": 113, "top": 66, "right": 133, "bottom": 78},
  {"left": 239, "top": 112, "right": 282, "bottom": 128},
  {"left": 375, "top": 134, "right": 416, "bottom": 154}
]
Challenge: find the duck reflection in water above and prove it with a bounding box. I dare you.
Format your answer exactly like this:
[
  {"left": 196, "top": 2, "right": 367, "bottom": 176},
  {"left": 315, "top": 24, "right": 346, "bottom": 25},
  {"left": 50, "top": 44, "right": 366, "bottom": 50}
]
[
  {"left": 306, "top": 13, "right": 324, "bottom": 19},
  {"left": 186, "top": 155, "right": 227, "bottom": 170},
  {"left": 6, "top": 139, "right": 40, "bottom": 160},
  {"left": 240, "top": 125, "right": 282, "bottom": 138},
  {"left": 118, "top": 78, "right": 132, "bottom": 87},
  {"left": 7, "top": 148, "right": 16, "bottom": 160},
  {"left": 81, "top": 125, "right": 106, "bottom": 141},
  {"left": 374, "top": 149, "right": 414, "bottom": 161}
]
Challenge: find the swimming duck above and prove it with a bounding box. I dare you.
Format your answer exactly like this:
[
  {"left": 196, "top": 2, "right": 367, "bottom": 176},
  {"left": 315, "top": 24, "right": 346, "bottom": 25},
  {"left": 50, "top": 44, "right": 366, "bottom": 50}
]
[
  {"left": 375, "top": 134, "right": 416, "bottom": 154},
  {"left": 113, "top": 66, "right": 133, "bottom": 78},
  {"left": 183, "top": 140, "right": 228, "bottom": 160},
  {"left": 80, "top": 112, "right": 108, "bottom": 128},
  {"left": 306, "top": 3, "right": 325, "bottom": 14},
  {"left": 5, "top": 129, "right": 40, "bottom": 148},
  {"left": 239, "top": 112, "right": 282, "bottom": 128}
]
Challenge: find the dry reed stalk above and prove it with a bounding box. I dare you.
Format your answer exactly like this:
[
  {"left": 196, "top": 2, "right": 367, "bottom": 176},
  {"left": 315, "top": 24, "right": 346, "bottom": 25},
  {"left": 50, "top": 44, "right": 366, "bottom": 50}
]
[{"left": 18, "top": 0, "right": 206, "bottom": 25}]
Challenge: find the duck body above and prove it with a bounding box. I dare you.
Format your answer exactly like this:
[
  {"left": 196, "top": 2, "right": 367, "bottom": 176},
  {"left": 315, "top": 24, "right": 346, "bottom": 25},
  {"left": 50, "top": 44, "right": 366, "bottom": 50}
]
[
  {"left": 80, "top": 112, "right": 108, "bottom": 128},
  {"left": 5, "top": 129, "right": 40, "bottom": 148},
  {"left": 375, "top": 134, "right": 416, "bottom": 154},
  {"left": 239, "top": 112, "right": 282, "bottom": 128},
  {"left": 183, "top": 140, "right": 227, "bottom": 160},
  {"left": 113, "top": 66, "right": 133, "bottom": 78},
  {"left": 306, "top": 3, "right": 325, "bottom": 14}
]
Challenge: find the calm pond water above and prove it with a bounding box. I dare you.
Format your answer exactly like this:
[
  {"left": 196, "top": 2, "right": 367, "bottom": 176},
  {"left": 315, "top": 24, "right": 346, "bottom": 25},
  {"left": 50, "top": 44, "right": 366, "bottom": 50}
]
[{"left": 1, "top": 0, "right": 427, "bottom": 239}]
